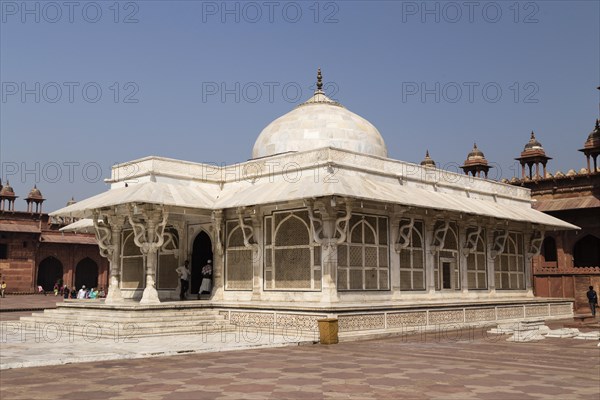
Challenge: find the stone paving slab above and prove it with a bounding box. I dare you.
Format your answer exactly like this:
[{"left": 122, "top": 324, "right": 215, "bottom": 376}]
[
  {"left": 0, "top": 326, "right": 598, "bottom": 400},
  {"left": 0, "top": 294, "right": 64, "bottom": 311},
  {"left": 1, "top": 321, "right": 318, "bottom": 369}
]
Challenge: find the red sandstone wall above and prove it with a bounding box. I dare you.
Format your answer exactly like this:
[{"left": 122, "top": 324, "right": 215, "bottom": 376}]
[
  {"left": 37, "top": 243, "right": 108, "bottom": 289},
  {"left": 0, "top": 260, "right": 35, "bottom": 292}
]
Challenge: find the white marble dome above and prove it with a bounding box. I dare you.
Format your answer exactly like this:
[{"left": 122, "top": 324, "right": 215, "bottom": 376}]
[{"left": 252, "top": 91, "right": 388, "bottom": 159}]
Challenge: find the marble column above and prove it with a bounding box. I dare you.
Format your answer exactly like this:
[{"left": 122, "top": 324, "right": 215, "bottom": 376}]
[
  {"left": 308, "top": 199, "right": 351, "bottom": 303},
  {"left": 319, "top": 209, "right": 339, "bottom": 303},
  {"left": 211, "top": 210, "right": 225, "bottom": 301},
  {"left": 458, "top": 223, "right": 469, "bottom": 294},
  {"left": 250, "top": 213, "right": 262, "bottom": 301},
  {"left": 389, "top": 214, "right": 402, "bottom": 296},
  {"left": 106, "top": 217, "right": 125, "bottom": 304},
  {"left": 425, "top": 219, "right": 437, "bottom": 294},
  {"left": 128, "top": 205, "right": 168, "bottom": 305},
  {"left": 486, "top": 227, "right": 496, "bottom": 294},
  {"left": 93, "top": 212, "right": 126, "bottom": 304}
]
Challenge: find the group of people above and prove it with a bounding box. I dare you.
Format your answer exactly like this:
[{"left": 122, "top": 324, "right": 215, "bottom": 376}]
[
  {"left": 175, "top": 259, "right": 212, "bottom": 301},
  {"left": 35, "top": 280, "right": 105, "bottom": 300},
  {"left": 65, "top": 285, "right": 105, "bottom": 300}
]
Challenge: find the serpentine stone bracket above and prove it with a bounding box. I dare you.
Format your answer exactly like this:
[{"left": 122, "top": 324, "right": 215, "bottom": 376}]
[
  {"left": 306, "top": 201, "right": 324, "bottom": 245},
  {"left": 92, "top": 211, "right": 112, "bottom": 258},
  {"left": 527, "top": 230, "right": 545, "bottom": 258},
  {"left": 334, "top": 201, "right": 352, "bottom": 245},
  {"left": 490, "top": 229, "right": 509, "bottom": 259},
  {"left": 236, "top": 207, "right": 258, "bottom": 250},
  {"left": 306, "top": 198, "right": 352, "bottom": 246},
  {"left": 127, "top": 204, "right": 168, "bottom": 254},
  {"left": 430, "top": 220, "right": 450, "bottom": 254},
  {"left": 463, "top": 226, "right": 484, "bottom": 256},
  {"left": 395, "top": 218, "right": 415, "bottom": 252}
]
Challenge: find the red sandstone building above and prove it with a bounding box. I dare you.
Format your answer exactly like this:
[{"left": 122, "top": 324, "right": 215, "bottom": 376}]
[
  {"left": 507, "top": 123, "right": 600, "bottom": 311},
  {"left": 0, "top": 182, "right": 108, "bottom": 293}
]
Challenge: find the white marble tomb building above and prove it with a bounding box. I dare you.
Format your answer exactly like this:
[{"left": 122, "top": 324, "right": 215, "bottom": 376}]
[{"left": 51, "top": 71, "right": 577, "bottom": 333}]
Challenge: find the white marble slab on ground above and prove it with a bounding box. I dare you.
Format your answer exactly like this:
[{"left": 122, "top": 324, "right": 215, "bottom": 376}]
[
  {"left": 506, "top": 330, "right": 546, "bottom": 342},
  {"left": 0, "top": 322, "right": 317, "bottom": 370},
  {"left": 573, "top": 331, "right": 600, "bottom": 340},
  {"left": 544, "top": 328, "right": 580, "bottom": 338}
]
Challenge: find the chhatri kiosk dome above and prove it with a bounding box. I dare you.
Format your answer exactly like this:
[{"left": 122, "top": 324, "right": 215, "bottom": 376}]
[{"left": 51, "top": 70, "right": 576, "bottom": 332}]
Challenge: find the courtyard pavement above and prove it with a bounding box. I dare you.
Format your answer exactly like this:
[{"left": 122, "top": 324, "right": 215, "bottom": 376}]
[
  {"left": 0, "top": 294, "right": 63, "bottom": 316},
  {"left": 1, "top": 295, "right": 599, "bottom": 399},
  {"left": 1, "top": 324, "right": 599, "bottom": 399}
]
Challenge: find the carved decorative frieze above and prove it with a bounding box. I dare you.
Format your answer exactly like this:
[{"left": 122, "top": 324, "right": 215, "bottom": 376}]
[
  {"left": 386, "top": 311, "right": 427, "bottom": 328},
  {"left": 465, "top": 308, "right": 496, "bottom": 322},
  {"left": 230, "top": 311, "right": 274, "bottom": 328},
  {"left": 218, "top": 310, "right": 229, "bottom": 320},
  {"left": 550, "top": 303, "right": 573, "bottom": 316},
  {"left": 428, "top": 310, "right": 464, "bottom": 325},
  {"left": 275, "top": 313, "right": 326, "bottom": 331},
  {"left": 496, "top": 306, "right": 524, "bottom": 320},
  {"left": 525, "top": 305, "right": 549, "bottom": 317},
  {"left": 338, "top": 314, "right": 385, "bottom": 332}
]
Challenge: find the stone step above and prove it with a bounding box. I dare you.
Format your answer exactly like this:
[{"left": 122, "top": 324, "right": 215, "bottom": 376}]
[
  {"left": 10, "top": 322, "right": 240, "bottom": 338},
  {"left": 18, "top": 315, "right": 228, "bottom": 328},
  {"left": 50, "top": 307, "right": 223, "bottom": 317},
  {"left": 12, "top": 316, "right": 239, "bottom": 337},
  {"left": 32, "top": 310, "right": 227, "bottom": 322}
]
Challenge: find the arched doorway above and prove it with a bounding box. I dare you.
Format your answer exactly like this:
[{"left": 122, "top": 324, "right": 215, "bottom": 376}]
[
  {"left": 573, "top": 235, "right": 600, "bottom": 267},
  {"left": 191, "top": 231, "right": 213, "bottom": 295},
  {"left": 75, "top": 257, "right": 99, "bottom": 290},
  {"left": 541, "top": 237, "right": 557, "bottom": 262},
  {"left": 37, "top": 257, "right": 63, "bottom": 291}
]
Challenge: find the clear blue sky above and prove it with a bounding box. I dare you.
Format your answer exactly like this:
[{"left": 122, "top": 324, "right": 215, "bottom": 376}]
[{"left": 1, "top": 0, "right": 599, "bottom": 212}]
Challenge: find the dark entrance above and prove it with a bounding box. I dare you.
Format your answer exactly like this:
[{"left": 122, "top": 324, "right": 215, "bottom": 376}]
[
  {"left": 442, "top": 262, "right": 452, "bottom": 289},
  {"left": 37, "top": 257, "right": 63, "bottom": 291},
  {"left": 573, "top": 235, "right": 600, "bottom": 267},
  {"left": 75, "top": 257, "right": 99, "bottom": 290},
  {"left": 191, "top": 231, "right": 213, "bottom": 295}
]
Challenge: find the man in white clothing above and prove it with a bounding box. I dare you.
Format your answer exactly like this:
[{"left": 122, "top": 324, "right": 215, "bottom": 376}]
[{"left": 175, "top": 260, "right": 190, "bottom": 301}]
